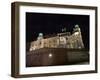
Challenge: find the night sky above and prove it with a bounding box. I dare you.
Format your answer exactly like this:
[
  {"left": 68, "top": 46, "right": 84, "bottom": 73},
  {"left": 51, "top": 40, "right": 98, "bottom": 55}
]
[{"left": 26, "top": 12, "right": 89, "bottom": 49}]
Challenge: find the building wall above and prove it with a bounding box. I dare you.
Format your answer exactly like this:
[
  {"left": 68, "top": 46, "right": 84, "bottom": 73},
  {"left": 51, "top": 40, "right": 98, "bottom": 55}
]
[
  {"left": 29, "top": 27, "right": 84, "bottom": 51},
  {"left": 30, "top": 36, "right": 59, "bottom": 51},
  {"left": 66, "top": 31, "right": 84, "bottom": 48}
]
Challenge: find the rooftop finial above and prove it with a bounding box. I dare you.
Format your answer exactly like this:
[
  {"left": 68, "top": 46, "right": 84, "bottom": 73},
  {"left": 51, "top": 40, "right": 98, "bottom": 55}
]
[{"left": 62, "top": 27, "right": 66, "bottom": 32}]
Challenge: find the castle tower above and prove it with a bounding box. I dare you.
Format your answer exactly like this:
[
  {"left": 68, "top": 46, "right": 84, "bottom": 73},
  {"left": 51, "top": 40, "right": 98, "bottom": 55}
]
[
  {"left": 72, "top": 24, "right": 84, "bottom": 48},
  {"left": 73, "top": 24, "right": 81, "bottom": 33},
  {"left": 37, "top": 33, "right": 44, "bottom": 48},
  {"left": 37, "top": 33, "right": 43, "bottom": 40}
]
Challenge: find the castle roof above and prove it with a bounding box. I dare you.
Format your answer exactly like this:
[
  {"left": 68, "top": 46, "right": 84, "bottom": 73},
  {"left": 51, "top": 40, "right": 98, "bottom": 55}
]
[{"left": 44, "top": 33, "right": 57, "bottom": 39}]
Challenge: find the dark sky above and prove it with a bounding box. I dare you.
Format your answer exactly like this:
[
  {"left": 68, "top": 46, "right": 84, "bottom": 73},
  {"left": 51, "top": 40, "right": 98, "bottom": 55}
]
[{"left": 26, "top": 12, "right": 89, "bottom": 49}]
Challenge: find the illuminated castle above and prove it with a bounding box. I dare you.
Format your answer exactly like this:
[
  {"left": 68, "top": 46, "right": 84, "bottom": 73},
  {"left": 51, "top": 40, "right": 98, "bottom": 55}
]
[{"left": 29, "top": 25, "right": 84, "bottom": 51}]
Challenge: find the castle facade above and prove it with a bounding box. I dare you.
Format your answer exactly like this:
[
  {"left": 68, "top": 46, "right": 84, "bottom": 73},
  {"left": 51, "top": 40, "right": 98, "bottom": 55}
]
[{"left": 29, "top": 25, "right": 84, "bottom": 51}]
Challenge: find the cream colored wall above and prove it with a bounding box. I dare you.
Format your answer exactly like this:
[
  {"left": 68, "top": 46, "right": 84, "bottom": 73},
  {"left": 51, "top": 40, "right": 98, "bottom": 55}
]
[{"left": 30, "top": 30, "right": 84, "bottom": 51}]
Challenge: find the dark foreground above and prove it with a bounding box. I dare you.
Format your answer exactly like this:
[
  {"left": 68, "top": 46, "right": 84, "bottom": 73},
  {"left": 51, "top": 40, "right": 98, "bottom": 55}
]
[{"left": 26, "top": 48, "right": 89, "bottom": 67}]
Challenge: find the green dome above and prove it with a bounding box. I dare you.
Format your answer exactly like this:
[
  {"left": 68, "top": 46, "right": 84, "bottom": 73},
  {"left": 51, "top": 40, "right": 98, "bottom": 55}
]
[
  {"left": 39, "top": 33, "right": 43, "bottom": 36},
  {"left": 75, "top": 24, "right": 79, "bottom": 28}
]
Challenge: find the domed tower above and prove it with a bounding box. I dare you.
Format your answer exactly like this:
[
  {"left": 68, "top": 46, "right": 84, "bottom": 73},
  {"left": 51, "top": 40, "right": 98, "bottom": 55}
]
[
  {"left": 37, "top": 33, "right": 43, "bottom": 40},
  {"left": 36, "top": 33, "right": 44, "bottom": 49},
  {"left": 72, "top": 24, "right": 84, "bottom": 49},
  {"left": 73, "top": 24, "right": 81, "bottom": 33}
]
